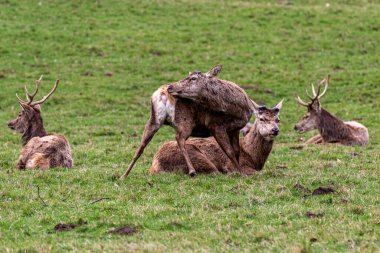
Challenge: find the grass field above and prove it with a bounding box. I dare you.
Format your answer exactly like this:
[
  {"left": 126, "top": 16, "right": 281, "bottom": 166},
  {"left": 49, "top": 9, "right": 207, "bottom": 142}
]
[{"left": 0, "top": 0, "right": 379, "bottom": 252}]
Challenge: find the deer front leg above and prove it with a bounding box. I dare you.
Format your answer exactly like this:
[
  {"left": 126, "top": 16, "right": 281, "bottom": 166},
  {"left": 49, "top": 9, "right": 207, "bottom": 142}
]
[
  {"left": 121, "top": 119, "right": 161, "bottom": 178},
  {"left": 211, "top": 126, "right": 242, "bottom": 172},
  {"left": 229, "top": 130, "right": 240, "bottom": 161},
  {"left": 16, "top": 157, "right": 25, "bottom": 170},
  {"left": 305, "top": 134, "right": 324, "bottom": 144},
  {"left": 176, "top": 127, "right": 197, "bottom": 177}
]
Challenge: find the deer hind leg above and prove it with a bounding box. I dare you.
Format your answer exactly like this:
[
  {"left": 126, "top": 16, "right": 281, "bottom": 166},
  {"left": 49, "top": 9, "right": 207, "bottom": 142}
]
[
  {"left": 175, "top": 124, "right": 197, "bottom": 177},
  {"left": 211, "top": 126, "right": 241, "bottom": 171},
  {"left": 305, "top": 134, "right": 324, "bottom": 144},
  {"left": 121, "top": 119, "right": 161, "bottom": 178},
  {"left": 26, "top": 153, "right": 49, "bottom": 170}
]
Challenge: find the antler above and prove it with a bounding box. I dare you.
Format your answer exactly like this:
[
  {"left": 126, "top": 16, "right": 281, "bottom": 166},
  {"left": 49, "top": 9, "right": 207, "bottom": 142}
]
[
  {"left": 296, "top": 96, "right": 309, "bottom": 107},
  {"left": 317, "top": 75, "right": 329, "bottom": 99},
  {"left": 16, "top": 76, "right": 60, "bottom": 106},
  {"left": 296, "top": 75, "right": 330, "bottom": 107},
  {"left": 31, "top": 79, "right": 59, "bottom": 105}
]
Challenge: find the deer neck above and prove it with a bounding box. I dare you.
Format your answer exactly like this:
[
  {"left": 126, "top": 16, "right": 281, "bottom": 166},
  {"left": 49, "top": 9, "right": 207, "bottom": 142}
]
[
  {"left": 318, "top": 108, "right": 352, "bottom": 142},
  {"left": 22, "top": 117, "right": 47, "bottom": 146},
  {"left": 240, "top": 121, "right": 274, "bottom": 171}
]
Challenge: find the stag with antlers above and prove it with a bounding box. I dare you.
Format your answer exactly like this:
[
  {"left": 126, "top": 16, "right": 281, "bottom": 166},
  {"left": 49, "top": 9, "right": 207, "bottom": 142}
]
[
  {"left": 8, "top": 76, "right": 73, "bottom": 169},
  {"left": 295, "top": 76, "right": 369, "bottom": 146}
]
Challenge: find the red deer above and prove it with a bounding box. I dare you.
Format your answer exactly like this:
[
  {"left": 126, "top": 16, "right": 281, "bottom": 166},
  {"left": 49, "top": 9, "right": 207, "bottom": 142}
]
[
  {"left": 121, "top": 65, "right": 256, "bottom": 178},
  {"left": 7, "top": 76, "right": 73, "bottom": 169},
  {"left": 150, "top": 100, "right": 283, "bottom": 175},
  {"left": 294, "top": 76, "right": 369, "bottom": 146}
]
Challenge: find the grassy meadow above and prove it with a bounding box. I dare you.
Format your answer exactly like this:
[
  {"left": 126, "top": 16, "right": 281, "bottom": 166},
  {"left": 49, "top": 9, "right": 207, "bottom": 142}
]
[{"left": 0, "top": 0, "right": 379, "bottom": 252}]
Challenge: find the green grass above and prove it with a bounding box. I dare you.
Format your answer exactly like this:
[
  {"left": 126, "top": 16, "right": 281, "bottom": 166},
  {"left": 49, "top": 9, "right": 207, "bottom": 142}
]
[{"left": 0, "top": 0, "right": 379, "bottom": 252}]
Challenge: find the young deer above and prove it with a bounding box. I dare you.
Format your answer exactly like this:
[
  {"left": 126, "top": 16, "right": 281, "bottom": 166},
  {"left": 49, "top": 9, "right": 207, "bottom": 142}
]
[
  {"left": 121, "top": 65, "right": 257, "bottom": 178},
  {"left": 294, "top": 76, "right": 369, "bottom": 146},
  {"left": 150, "top": 100, "right": 283, "bottom": 175},
  {"left": 7, "top": 76, "right": 73, "bottom": 169}
]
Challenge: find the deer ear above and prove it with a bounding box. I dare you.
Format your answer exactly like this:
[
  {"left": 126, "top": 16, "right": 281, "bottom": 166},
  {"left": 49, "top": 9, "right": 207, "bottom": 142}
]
[
  {"left": 19, "top": 102, "right": 31, "bottom": 112},
  {"left": 240, "top": 122, "right": 252, "bottom": 136},
  {"left": 205, "top": 64, "right": 222, "bottom": 78},
  {"left": 33, "top": 104, "right": 42, "bottom": 112},
  {"left": 273, "top": 99, "right": 284, "bottom": 113}
]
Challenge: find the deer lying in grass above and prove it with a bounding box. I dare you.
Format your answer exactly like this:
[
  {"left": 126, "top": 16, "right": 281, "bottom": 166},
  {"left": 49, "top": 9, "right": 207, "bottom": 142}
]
[
  {"left": 7, "top": 76, "right": 73, "bottom": 169},
  {"left": 150, "top": 100, "right": 283, "bottom": 175},
  {"left": 294, "top": 76, "right": 369, "bottom": 146},
  {"left": 122, "top": 65, "right": 256, "bottom": 178}
]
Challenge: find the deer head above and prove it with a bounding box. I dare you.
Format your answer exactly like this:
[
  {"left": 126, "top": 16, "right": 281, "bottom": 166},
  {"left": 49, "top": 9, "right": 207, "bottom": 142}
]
[
  {"left": 251, "top": 99, "right": 284, "bottom": 140},
  {"left": 8, "top": 76, "right": 59, "bottom": 136},
  {"left": 294, "top": 76, "right": 330, "bottom": 133},
  {"left": 166, "top": 64, "right": 222, "bottom": 97}
]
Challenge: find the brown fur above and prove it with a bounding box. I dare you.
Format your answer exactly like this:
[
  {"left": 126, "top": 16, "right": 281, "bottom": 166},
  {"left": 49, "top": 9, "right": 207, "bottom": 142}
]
[
  {"left": 8, "top": 77, "right": 73, "bottom": 169},
  {"left": 150, "top": 101, "right": 283, "bottom": 175},
  {"left": 295, "top": 77, "right": 368, "bottom": 146},
  {"left": 122, "top": 65, "right": 256, "bottom": 178}
]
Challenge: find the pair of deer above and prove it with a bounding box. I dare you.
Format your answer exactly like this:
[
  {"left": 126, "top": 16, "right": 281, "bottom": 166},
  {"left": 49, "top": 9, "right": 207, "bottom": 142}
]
[{"left": 7, "top": 66, "right": 368, "bottom": 174}]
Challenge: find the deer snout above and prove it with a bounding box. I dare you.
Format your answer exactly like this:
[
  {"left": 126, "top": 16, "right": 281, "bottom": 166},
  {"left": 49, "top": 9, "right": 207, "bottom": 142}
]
[
  {"left": 7, "top": 121, "right": 15, "bottom": 129},
  {"left": 167, "top": 85, "right": 177, "bottom": 93},
  {"left": 272, "top": 128, "right": 279, "bottom": 136},
  {"left": 167, "top": 84, "right": 181, "bottom": 95}
]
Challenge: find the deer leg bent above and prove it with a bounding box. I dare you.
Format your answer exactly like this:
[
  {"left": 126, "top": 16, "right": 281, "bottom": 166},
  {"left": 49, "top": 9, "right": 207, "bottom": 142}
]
[
  {"left": 305, "top": 134, "right": 323, "bottom": 144},
  {"left": 211, "top": 126, "right": 241, "bottom": 171},
  {"left": 121, "top": 119, "right": 161, "bottom": 178}
]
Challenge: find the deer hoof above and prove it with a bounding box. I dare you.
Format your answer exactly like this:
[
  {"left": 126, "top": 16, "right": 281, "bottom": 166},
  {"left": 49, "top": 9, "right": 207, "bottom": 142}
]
[{"left": 189, "top": 171, "right": 197, "bottom": 177}]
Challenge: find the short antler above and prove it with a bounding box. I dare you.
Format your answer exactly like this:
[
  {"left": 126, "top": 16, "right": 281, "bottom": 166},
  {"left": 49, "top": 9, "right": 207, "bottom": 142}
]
[{"left": 16, "top": 76, "right": 60, "bottom": 106}]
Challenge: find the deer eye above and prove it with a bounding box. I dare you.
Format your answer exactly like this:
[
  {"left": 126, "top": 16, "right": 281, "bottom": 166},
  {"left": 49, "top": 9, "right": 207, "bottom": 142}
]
[
  {"left": 275, "top": 119, "right": 280, "bottom": 123},
  {"left": 259, "top": 118, "right": 265, "bottom": 122},
  {"left": 190, "top": 77, "right": 197, "bottom": 81}
]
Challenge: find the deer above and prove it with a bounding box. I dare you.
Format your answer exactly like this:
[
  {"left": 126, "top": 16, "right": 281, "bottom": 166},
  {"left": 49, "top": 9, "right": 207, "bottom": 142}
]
[
  {"left": 150, "top": 99, "right": 283, "bottom": 175},
  {"left": 7, "top": 76, "right": 73, "bottom": 169},
  {"left": 294, "top": 76, "right": 369, "bottom": 146},
  {"left": 121, "top": 65, "right": 256, "bottom": 178}
]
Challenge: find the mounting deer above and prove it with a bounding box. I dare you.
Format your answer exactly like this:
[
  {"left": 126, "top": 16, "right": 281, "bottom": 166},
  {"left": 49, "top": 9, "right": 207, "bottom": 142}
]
[
  {"left": 7, "top": 76, "right": 73, "bottom": 169},
  {"left": 294, "top": 76, "right": 369, "bottom": 146},
  {"left": 150, "top": 100, "right": 283, "bottom": 175},
  {"left": 121, "top": 65, "right": 256, "bottom": 178}
]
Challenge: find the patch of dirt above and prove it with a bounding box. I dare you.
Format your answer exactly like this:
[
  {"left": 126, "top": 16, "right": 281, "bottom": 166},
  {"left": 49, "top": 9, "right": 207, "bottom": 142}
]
[
  {"left": 81, "top": 71, "right": 93, "bottom": 76},
  {"left": 107, "top": 226, "right": 137, "bottom": 235},
  {"left": 310, "top": 237, "right": 318, "bottom": 242},
  {"left": 105, "top": 71, "right": 113, "bottom": 77},
  {"left": 350, "top": 152, "right": 360, "bottom": 158},
  {"left": 54, "top": 223, "right": 77, "bottom": 231},
  {"left": 340, "top": 198, "right": 350, "bottom": 203},
  {"left": 294, "top": 182, "right": 311, "bottom": 193},
  {"left": 306, "top": 212, "right": 324, "bottom": 218},
  {"left": 278, "top": 1, "right": 294, "bottom": 5},
  {"left": 312, "top": 187, "right": 336, "bottom": 195},
  {"left": 276, "top": 165, "right": 288, "bottom": 170},
  {"left": 290, "top": 146, "right": 304, "bottom": 150}
]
